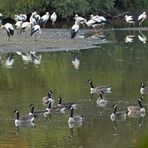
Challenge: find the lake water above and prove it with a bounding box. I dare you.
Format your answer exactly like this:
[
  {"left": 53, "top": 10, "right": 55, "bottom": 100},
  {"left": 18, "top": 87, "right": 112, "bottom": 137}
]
[{"left": 0, "top": 28, "right": 148, "bottom": 148}]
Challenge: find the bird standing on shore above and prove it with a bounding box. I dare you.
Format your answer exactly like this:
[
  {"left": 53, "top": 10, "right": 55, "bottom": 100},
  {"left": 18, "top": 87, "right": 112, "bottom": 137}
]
[
  {"left": 138, "top": 12, "right": 147, "bottom": 27},
  {"left": 39, "top": 12, "right": 50, "bottom": 28},
  {"left": 71, "top": 21, "right": 80, "bottom": 39},
  {"left": 50, "top": 12, "right": 57, "bottom": 27},
  {"left": 1, "top": 23, "right": 14, "bottom": 39},
  {"left": 30, "top": 24, "right": 41, "bottom": 39},
  {"left": 74, "top": 14, "right": 87, "bottom": 25},
  {"left": 124, "top": 15, "right": 136, "bottom": 27}
]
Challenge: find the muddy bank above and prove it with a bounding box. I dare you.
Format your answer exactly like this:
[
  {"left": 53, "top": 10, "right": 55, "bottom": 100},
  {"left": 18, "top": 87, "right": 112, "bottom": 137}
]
[{"left": 0, "top": 28, "right": 109, "bottom": 53}]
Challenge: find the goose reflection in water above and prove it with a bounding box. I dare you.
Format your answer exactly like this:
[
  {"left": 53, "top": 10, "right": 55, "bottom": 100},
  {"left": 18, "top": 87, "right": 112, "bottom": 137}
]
[{"left": 138, "top": 30, "right": 147, "bottom": 44}]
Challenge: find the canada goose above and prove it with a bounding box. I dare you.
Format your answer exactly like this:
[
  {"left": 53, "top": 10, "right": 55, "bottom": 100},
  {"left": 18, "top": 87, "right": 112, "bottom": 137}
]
[
  {"left": 110, "top": 105, "right": 127, "bottom": 121},
  {"left": 29, "top": 104, "right": 48, "bottom": 118},
  {"left": 57, "top": 97, "right": 77, "bottom": 110},
  {"left": 13, "top": 109, "right": 34, "bottom": 127},
  {"left": 96, "top": 91, "right": 108, "bottom": 108},
  {"left": 45, "top": 101, "right": 65, "bottom": 115},
  {"left": 140, "top": 82, "right": 148, "bottom": 95},
  {"left": 87, "top": 79, "right": 112, "bottom": 95},
  {"left": 68, "top": 107, "right": 83, "bottom": 123},
  {"left": 42, "top": 91, "right": 54, "bottom": 106},
  {"left": 127, "top": 98, "right": 145, "bottom": 117}
]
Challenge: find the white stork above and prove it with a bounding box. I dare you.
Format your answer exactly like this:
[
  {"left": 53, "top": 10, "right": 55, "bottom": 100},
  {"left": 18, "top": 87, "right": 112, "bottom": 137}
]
[
  {"left": 124, "top": 15, "right": 136, "bottom": 27},
  {"left": 50, "top": 12, "right": 57, "bottom": 26},
  {"left": 138, "top": 12, "right": 147, "bottom": 27},
  {"left": 29, "top": 11, "right": 37, "bottom": 26},
  {"left": 20, "top": 21, "right": 32, "bottom": 38},
  {"left": 74, "top": 14, "right": 87, "bottom": 25},
  {"left": 14, "top": 14, "right": 27, "bottom": 22},
  {"left": 1, "top": 23, "right": 14, "bottom": 39},
  {"left": 86, "top": 15, "right": 104, "bottom": 35},
  {"left": 30, "top": 24, "right": 41, "bottom": 39},
  {"left": 39, "top": 12, "right": 50, "bottom": 28},
  {"left": 70, "top": 21, "right": 80, "bottom": 39}
]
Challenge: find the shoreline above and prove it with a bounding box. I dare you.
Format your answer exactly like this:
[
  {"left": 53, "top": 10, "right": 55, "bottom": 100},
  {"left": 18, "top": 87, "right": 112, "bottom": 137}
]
[{"left": 0, "top": 28, "right": 147, "bottom": 53}]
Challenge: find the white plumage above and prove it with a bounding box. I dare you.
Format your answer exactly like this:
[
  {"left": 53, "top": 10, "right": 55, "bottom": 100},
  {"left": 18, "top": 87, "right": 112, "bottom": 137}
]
[
  {"left": 74, "top": 14, "right": 86, "bottom": 24},
  {"left": 14, "top": 14, "right": 27, "bottom": 22},
  {"left": 30, "top": 24, "right": 41, "bottom": 38},
  {"left": 71, "top": 21, "right": 80, "bottom": 39},
  {"left": 138, "top": 32, "right": 147, "bottom": 44},
  {"left": 1, "top": 23, "right": 14, "bottom": 38},
  {"left": 138, "top": 12, "right": 147, "bottom": 26},
  {"left": 125, "top": 35, "right": 135, "bottom": 43},
  {"left": 39, "top": 12, "right": 50, "bottom": 27},
  {"left": 50, "top": 12, "right": 57, "bottom": 26},
  {"left": 124, "top": 15, "right": 136, "bottom": 27},
  {"left": 15, "top": 21, "right": 23, "bottom": 29}
]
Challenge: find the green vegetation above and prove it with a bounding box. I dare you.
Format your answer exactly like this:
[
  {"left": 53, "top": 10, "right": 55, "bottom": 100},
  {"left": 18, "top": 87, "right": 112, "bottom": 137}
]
[{"left": 0, "top": 0, "right": 148, "bottom": 19}]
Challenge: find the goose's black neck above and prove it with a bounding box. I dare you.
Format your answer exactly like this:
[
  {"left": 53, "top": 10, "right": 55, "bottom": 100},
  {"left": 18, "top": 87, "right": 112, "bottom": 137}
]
[
  {"left": 138, "top": 100, "right": 143, "bottom": 108},
  {"left": 31, "top": 106, "right": 34, "bottom": 113},
  {"left": 48, "top": 102, "right": 51, "bottom": 109},
  {"left": 70, "top": 108, "right": 74, "bottom": 118},
  {"left": 100, "top": 93, "right": 103, "bottom": 99},
  {"left": 113, "top": 106, "right": 117, "bottom": 114},
  {"left": 48, "top": 92, "right": 51, "bottom": 98},
  {"left": 89, "top": 81, "right": 94, "bottom": 88},
  {"left": 16, "top": 111, "right": 19, "bottom": 120}
]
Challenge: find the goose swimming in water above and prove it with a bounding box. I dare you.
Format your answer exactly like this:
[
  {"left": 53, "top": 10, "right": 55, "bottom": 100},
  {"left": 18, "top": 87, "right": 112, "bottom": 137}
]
[
  {"left": 127, "top": 98, "right": 145, "bottom": 118},
  {"left": 45, "top": 101, "right": 65, "bottom": 115},
  {"left": 68, "top": 107, "right": 83, "bottom": 124},
  {"left": 140, "top": 82, "right": 148, "bottom": 95},
  {"left": 42, "top": 91, "right": 55, "bottom": 106},
  {"left": 96, "top": 91, "right": 108, "bottom": 108},
  {"left": 87, "top": 79, "right": 112, "bottom": 95},
  {"left": 29, "top": 104, "right": 50, "bottom": 118},
  {"left": 110, "top": 105, "right": 127, "bottom": 121},
  {"left": 13, "top": 109, "right": 34, "bottom": 127},
  {"left": 57, "top": 97, "right": 77, "bottom": 110}
]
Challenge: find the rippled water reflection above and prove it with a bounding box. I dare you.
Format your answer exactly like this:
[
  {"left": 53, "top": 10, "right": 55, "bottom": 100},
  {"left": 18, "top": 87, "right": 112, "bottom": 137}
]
[{"left": 0, "top": 29, "right": 148, "bottom": 148}]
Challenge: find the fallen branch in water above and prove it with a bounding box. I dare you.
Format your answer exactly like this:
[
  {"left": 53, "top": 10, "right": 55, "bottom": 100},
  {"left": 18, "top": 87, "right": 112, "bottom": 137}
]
[
  {"left": 96, "top": 10, "right": 129, "bottom": 20},
  {"left": 113, "top": 11, "right": 129, "bottom": 19}
]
